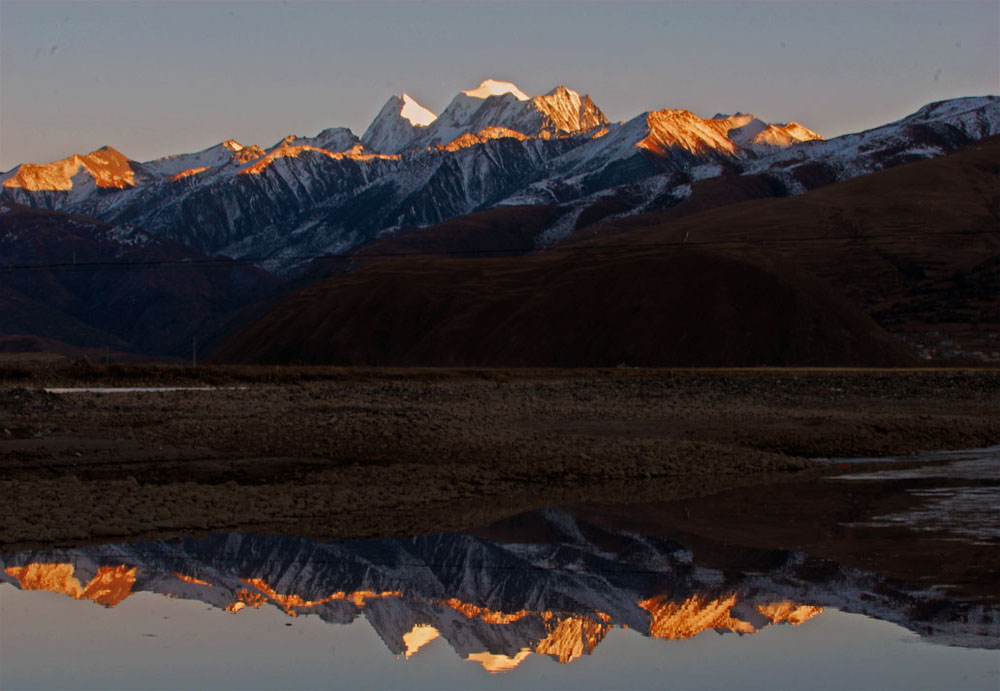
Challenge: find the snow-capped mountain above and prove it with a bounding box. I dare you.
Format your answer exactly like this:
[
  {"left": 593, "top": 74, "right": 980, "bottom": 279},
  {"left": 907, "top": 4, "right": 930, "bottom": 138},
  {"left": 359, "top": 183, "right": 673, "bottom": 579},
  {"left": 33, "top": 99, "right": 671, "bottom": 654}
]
[
  {"left": 400, "top": 80, "right": 610, "bottom": 152},
  {"left": 273, "top": 126, "right": 361, "bottom": 153},
  {"left": 361, "top": 93, "right": 438, "bottom": 154},
  {"left": 1, "top": 80, "right": 996, "bottom": 276},
  {"left": 744, "top": 94, "right": 1000, "bottom": 191},
  {"left": 361, "top": 80, "right": 608, "bottom": 155},
  {"left": 2, "top": 509, "right": 995, "bottom": 670}
]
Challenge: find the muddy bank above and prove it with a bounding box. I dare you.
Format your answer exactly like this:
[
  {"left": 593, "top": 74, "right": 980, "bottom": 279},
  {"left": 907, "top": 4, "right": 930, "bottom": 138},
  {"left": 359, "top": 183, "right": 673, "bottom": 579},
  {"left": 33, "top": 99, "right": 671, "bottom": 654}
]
[{"left": 0, "top": 368, "right": 998, "bottom": 552}]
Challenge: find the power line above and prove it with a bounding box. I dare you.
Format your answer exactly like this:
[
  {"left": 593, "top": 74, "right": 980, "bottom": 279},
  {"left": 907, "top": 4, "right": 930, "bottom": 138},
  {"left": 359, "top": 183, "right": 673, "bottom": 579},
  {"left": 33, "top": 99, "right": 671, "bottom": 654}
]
[{"left": 2, "top": 227, "right": 996, "bottom": 275}]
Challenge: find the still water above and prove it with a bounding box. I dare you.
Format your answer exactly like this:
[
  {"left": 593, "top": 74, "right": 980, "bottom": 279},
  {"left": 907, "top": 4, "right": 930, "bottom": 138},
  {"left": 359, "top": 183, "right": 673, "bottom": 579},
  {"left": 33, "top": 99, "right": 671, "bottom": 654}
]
[{"left": 1, "top": 508, "right": 997, "bottom": 690}]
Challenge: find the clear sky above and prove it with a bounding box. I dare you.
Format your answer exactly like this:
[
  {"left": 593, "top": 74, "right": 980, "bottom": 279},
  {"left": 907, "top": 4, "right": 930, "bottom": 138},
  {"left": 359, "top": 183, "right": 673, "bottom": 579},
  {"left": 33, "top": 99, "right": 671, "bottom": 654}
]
[{"left": 1, "top": 0, "right": 997, "bottom": 171}]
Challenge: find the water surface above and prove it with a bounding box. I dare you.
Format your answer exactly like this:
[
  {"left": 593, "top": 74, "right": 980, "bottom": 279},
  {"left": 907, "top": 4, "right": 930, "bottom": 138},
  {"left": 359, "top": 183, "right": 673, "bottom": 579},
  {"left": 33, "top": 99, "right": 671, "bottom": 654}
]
[{"left": 2, "top": 508, "right": 997, "bottom": 690}]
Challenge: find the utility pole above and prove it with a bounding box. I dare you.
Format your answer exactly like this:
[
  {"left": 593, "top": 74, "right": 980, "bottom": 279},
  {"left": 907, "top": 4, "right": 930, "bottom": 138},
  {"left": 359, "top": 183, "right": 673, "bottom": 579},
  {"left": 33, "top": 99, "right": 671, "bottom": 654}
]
[{"left": 192, "top": 336, "right": 197, "bottom": 367}]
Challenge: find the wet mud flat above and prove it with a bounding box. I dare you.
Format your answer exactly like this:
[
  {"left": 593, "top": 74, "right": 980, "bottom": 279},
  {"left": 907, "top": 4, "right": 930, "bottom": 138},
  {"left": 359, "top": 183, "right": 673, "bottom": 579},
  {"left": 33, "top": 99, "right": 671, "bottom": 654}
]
[{"left": 0, "top": 367, "right": 998, "bottom": 602}]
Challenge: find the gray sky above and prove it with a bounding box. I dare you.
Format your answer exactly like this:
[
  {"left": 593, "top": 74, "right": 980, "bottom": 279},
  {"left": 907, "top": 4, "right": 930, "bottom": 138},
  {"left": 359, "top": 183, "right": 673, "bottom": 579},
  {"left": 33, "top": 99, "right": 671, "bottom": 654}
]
[{"left": 1, "top": 0, "right": 997, "bottom": 170}]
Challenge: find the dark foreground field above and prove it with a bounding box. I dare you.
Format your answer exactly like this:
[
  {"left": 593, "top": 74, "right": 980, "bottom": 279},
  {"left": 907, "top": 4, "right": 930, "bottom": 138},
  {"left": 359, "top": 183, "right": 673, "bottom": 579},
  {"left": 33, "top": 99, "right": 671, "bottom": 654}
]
[{"left": 1, "top": 366, "right": 997, "bottom": 602}]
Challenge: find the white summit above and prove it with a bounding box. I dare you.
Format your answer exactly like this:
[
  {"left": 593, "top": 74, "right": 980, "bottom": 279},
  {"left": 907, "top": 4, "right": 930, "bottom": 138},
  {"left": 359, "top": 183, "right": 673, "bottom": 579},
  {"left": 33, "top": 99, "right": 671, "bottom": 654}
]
[
  {"left": 400, "top": 94, "right": 437, "bottom": 126},
  {"left": 361, "top": 93, "right": 438, "bottom": 153},
  {"left": 462, "top": 79, "right": 529, "bottom": 101}
]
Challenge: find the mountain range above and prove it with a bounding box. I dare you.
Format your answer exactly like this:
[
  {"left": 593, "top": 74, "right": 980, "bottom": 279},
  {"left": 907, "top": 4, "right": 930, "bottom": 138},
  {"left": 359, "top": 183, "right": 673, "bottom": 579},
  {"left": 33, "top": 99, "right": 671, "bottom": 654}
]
[
  {"left": 5, "top": 80, "right": 993, "bottom": 277},
  {"left": 2, "top": 509, "right": 996, "bottom": 673},
  {"left": 1, "top": 80, "right": 998, "bottom": 363}
]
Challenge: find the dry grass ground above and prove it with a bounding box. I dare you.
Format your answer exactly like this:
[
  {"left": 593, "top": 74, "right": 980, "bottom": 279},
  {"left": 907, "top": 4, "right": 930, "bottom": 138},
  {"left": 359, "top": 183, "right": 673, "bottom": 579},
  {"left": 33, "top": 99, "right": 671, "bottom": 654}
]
[{"left": 1, "top": 366, "right": 996, "bottom": 554}]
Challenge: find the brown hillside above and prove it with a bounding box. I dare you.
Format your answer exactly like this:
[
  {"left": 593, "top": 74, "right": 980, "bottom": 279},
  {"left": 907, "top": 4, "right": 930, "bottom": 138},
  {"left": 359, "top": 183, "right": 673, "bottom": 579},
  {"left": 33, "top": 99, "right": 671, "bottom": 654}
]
[
  {"left": 586, "top": 136, "right": 1000, "bottom": 360},
  {"left": 213, "top": 245, "right": 910, "bottom": 366}
]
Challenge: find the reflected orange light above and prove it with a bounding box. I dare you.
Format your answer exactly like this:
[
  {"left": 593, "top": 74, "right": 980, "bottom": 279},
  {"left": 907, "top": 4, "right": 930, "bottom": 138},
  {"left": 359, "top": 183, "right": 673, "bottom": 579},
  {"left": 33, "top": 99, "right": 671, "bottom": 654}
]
[
  {"left": 232, "top": 578, "right": 402, "bottom": 616},
  {"left": 467, "top": 649, "right": 533, "bottom": 673},
  {"left": 5, "top": 563, "right": 137, "bottom": 607},
  {"left": 173, "top": 572, "right": 212, "bottom": 587},
  {"left": 640, "top": 593, "right": 757, "bottom": 639},
  {"left": 534, "top": 615, "right": 610, "bottom": 663},
  {"left": 758, "top": 601, "right": 824, "bottom": 625},
  {"left": 402, "top": 624, "right": 440, "bottom": 658},
  {"left": 438, "top": 598, "right": 536, "bottom": 624}
]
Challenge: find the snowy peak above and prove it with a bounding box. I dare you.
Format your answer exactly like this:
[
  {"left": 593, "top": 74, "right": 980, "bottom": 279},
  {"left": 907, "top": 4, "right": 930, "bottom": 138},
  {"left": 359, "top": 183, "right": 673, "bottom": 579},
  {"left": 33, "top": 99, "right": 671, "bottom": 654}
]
[
  {"left": 275, "top": 127, "right": 361, "bottom": 153},
  {"left": 140, "top": 140, "right": 265, "bottom": 180},
  {"left": 404, "top": 80, "right": 610, "bottom": 151},
  {"left": 532, "top": 86, "right": 609, "bottom": 135},
  {"left": 744, "top": 121, "right": 822, "bottom": 152},
  {"left": 715, "top": 113, "right": 770, "bottom": 143},
  {"left": 712, "top": 113, "right": 821, "bottom": 153},
  {"left": 400, "top": 94, "right": 437, "bottom": 126},
  {"left": 1, "top": 146, "right": 135, "bottom": 191},
  {"left": 462, "top": 79, "right": 529, "bottom": 101},
  {"left": 637, "top": 109, "right": 742, "bottom": 157},
  {"left": 362, "top": 94, "right": 437, "bottom": 154},
  {"left": 630, "top": 109, "right": 821, "bottom": 158}
]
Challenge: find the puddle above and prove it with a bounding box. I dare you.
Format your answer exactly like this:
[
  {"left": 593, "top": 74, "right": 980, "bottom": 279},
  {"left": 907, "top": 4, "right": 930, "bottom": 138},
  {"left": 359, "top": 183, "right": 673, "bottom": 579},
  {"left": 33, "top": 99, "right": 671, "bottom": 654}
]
[
  {"left": 854, "top": 487, "right": 1000, "bottom": 544},
  {"left": 830, "top": 446, "right": 1000, "bottom": 481},
  {"left": 817, "top": 445, "right": 1000, "bottom": 468},
  {"left": 1, "top": 509, "right": 997, "bottom": 690},
  {"left": 828, "top": 446, "right": 1000, "bottom": 543}
]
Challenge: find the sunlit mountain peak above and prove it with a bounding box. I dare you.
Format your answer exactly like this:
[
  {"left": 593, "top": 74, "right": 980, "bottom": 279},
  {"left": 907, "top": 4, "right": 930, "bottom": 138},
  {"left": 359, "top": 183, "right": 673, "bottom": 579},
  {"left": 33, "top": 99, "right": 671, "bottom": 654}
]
[
  {"left": 462, "top": 78, "right": 529, "bottom": 101},
  {"left": 399, "top": 94, "right": 437, "bottom": 126}
]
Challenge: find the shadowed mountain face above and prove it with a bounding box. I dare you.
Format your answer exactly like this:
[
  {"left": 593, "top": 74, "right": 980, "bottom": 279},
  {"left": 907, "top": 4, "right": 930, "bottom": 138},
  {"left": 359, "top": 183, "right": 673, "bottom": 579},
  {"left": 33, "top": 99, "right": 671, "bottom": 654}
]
[
  {"left": 0, "top": 203, "right": 279, "bottom": 357},
  {"left": 212, "top": 242, "right": 911, "bottom": 368},
  {"left": 1, "top": 508, "right": 995, "bottom": 675}
]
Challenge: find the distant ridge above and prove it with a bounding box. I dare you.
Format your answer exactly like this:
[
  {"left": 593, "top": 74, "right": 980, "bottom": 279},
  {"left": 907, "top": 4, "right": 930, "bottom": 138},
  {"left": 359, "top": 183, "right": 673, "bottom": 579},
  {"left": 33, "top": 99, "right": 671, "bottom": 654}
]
[{"left": 2, "top": 79, "right": 995, "bottom": 277}]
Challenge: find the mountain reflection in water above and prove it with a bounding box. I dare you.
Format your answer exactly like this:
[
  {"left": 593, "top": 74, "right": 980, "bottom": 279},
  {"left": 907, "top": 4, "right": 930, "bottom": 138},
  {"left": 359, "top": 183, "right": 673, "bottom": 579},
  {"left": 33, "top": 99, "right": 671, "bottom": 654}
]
[{"left": 1, "top": 508, "right": 997, "bottom": 676}]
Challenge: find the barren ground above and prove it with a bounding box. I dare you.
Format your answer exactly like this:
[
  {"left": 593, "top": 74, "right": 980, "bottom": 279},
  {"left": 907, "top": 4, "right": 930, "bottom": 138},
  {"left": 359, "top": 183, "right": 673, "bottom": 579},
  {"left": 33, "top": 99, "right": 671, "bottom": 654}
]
[{"left": 0, "top": 367, "right": 995, "bottom": 564}]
